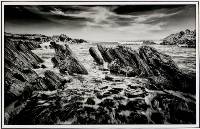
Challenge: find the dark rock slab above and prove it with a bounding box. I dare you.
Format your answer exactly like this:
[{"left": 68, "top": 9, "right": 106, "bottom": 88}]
[
  {"left": 151, "top": 94, "right": 196, "bottom": 124},
  {"left": 97, "top": 45, "right": 113, "bottom": 63},
  {"left": 50, "top": 42, "right": 88, "bottom": 75},
  {"left": 98, "top": 45, "right": 153, "bottom": 77},
  {"left": 139, "top": 46, "right": 196, "bottom": 93},
  {"left": 43, "top": 70, "right": 67, "bottom": 90},
  {"left": 89, "top": 47, "right": 104, "bottom": 65},
  {"left": 97, "top": 44, "right": 195, "bottom": 94}
]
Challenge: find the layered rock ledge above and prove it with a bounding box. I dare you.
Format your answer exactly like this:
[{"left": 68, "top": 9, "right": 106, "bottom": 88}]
[{"left": 90, "top": 45, "right": 196, "bottom": 94}]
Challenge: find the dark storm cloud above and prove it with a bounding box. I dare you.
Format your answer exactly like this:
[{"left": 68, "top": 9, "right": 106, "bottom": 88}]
[
  {"left": 4, "top": 4, "right": 196, "bottom": 41},
  {"left": 4, "top": 6, "right": 49, "bottom": 24},
  {"left": 138, "top": 5, "right": 195, "bottom": 27},
  {"left": 4, "top": 5, "right": 190, "bottom": 27},
  {"left": 4, "top": 5, "right": 93, "bottom": 26},
  {"left": 113, "top": 5, "right": 186, "bottom": 15}
]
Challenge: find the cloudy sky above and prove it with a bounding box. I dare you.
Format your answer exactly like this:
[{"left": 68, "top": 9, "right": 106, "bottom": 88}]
[{"left": 4, "top": 4, "right": 196, "bottom": 41}]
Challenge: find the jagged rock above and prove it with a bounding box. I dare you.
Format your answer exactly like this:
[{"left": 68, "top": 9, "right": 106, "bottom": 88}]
[
  {"left": 108, "top": 59, "right": 135, "bottom": 76},
  {"left": 161, "top": 29, "right": 196, "bottom": 48},
  {"left": 4, "top": 38, "right": 68, "bottom": 123},
  {"left": 151, "top": 94, "right": 196, "bottom": 124},
  {"left": 8, "top": 85, "right": 196, "bottom": 125},
  {"left": 36, "top": 77, "right": 48, "bottom": 90},
  {"left": 139, "top": 46, "right": 196, "bottom": 93},
  {"left": 97, "top": 45, "right": 195, "bottom": 93},
  {"left": 98, "top": 45, "right": 153, "bottom": 77},
  {"left": 97, "top": 45, "right": 113, "bottom": 63},
  {"left": 43, "top": 70, "right": 67, "bottom": 90},
  {"left": 89, "top": 47, "right": 104, "bottom": 65},
  {"left": 4, "top": 39, "right": 43, "bottom": 106},
  {"left": 59, "top": 34, "right": 69, "bottom": 42},
  {"left": 50, "top": 42, "right": 88, "bottom": 75},
  {"left": 52, "top": 34, "right": 87, "bottom": 44}
]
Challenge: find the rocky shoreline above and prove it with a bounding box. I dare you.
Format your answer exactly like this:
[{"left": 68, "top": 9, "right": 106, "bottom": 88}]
[
  {"left": 161, "top": 29, "right": 196, "bottom": 48},
  {"left": 4, "top": 33, "right": 196, "bottom": 125}
]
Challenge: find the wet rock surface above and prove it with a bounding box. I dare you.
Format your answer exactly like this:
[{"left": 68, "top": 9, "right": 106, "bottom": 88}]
[
  {"left": 4, "top": 33, "right": 196, "bottom": 125},
  {"left": 50, "top": 42, "right": 88, "bottom": 75},
  {"left": 8, "top": 84, "right": 196, "bottom": 124},
  {"left": 96, "top": 45, "right": 195, "bottom": 94}
]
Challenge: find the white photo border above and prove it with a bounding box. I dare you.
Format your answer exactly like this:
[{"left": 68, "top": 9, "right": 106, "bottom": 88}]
[{"left": 1, "top": 0, "right": 199, "bottom": 128}]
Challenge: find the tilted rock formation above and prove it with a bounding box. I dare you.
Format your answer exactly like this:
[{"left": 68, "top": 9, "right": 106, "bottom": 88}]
[
  {"left": 50, "top": 42, "right": 88, "bottom": 75},
  {"left": 97, "top": 45, "right": 153, "bottom": 77},
  {"left": 4, "top": 39, "right": 68, "bottom": 124},
  {"left": 5, "top": 39, "right": 43, "bottom": 106},
  {"left": 95, "top": 45, "right": 196, "bottom": 94},
  {"left": 139, "top": 46, "right": 196, "bottom": 93},
  {"left": 89, "top": 47, "right": 104, "bottom": 65},
  {"left": 97, "top": 44, "right": 113, "bottom": 63},
  {"left": 4, "top": 32, "right": 196, "bottom": 125},
  {"left": 161, "top": 29, "right": 196, "bottom": 48}
]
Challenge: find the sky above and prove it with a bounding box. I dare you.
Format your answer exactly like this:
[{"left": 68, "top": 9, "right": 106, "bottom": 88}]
[{"left": 4, "top": 4, "right": 196, "bottom": 41}]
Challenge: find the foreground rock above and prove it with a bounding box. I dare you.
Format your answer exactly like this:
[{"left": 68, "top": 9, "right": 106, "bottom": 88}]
[
  {"left": 8, "top": 85, "right": 196, "bottom": 124},
  {"left": 37, "top": 70, "right": 67, "bottom": 90},
  {"left": 4, "top": 39, "right": 43, "bottom": 107},
  {"left": 4, "top": 39, "right": 68, "bottom": 124},
  {"left": 161, "top": 29, "right": 196, "bottom": 48},
  {"left": 50, "top": 42, "right": 88, "bottom": 75},
  {"left": 94, "top": 45, "right": 195, "bottom": 94}
]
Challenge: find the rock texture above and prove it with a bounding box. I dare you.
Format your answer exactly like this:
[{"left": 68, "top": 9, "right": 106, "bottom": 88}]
[
  {"left": 97, "top": 44, "right": 113, "bottom": 63},
  {"left": 143, "top": 40, "right": 156, "bottom": 45},
  {"left": 8, "top": 82, "right": 196, "bottom": 124},
  {"left": 97, "top": 45, "right": 153, "bottom": 77},
  {"left": 55, "top": 34, "right": 87, "bottom": 43},
  {"left": 4, "top": 38, "right": 67, "bottom": 124},
  {"left": 139, "top": 46, "right": 195, "bottom": 93},
  {"left": 5, "top": 32, "right": 51, "bottom": 42},
  {"left": 50, "top": 42, "right": 88, "bottom": 75},
  {"left": 94, "top": 45, "right": 195, "bottom": 94},
  {"left": 89, "top": 47, "right": 104, "bottom": 65},
  {"left": 161, "top": 29, "right": 196, "bottom": 48},
  {"left": 4, "top": 32, "right": 196, "bottom": 125},
  {"left": 5, "top": 39, "right": 42, "bottom": 105}
]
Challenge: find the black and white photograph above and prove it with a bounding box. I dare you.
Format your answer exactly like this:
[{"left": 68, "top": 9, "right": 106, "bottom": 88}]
[{"left": 1, "top": 1, "right": 199, "bottom": 128}]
